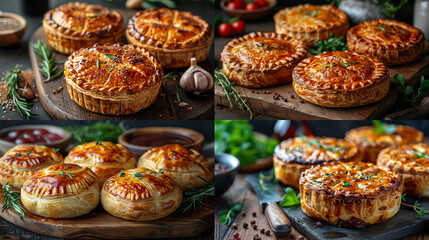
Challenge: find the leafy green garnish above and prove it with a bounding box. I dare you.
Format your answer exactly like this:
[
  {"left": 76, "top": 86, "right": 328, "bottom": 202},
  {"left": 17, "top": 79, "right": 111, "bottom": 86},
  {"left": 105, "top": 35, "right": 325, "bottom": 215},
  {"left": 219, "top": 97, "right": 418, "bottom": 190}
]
[
  {"left": 279, "top": 187, "right": 300, "bottom": 207},
  {"left": 394, "top": 74, "right": 429, "bottom": 107},
  {"left": 57, "top": 165, "right": 75, "bottom": 179},
  {"left": 342, "top": 181, "right": 352, "bottom": 187},
  {"left": 104, "top": 53, "right": 118, "bottom": 60},
  {"left": 219, "top": 200, "right": 243, "bottom": 226},
  {"left": 376, "top": 25, "right": 386, "bottom": 32},
  {"left": 372, "top": 120, "right": 396, "bottom": 134},
  {"left": 63, "top": 121, "right": 127, "bottom": 145},
  {"left": 309, "top": 33, "right": 348, "bottom": 55},
  {"left": 401, "top": 194, "right": 429, "bottom": 218},
  {"left": 1, "top": 183, "right": 27, "bottom": 219},
  {"left": 326, "top": 0, "right": 408, "bottom": 18},
  {"left": 96, "top": 58, "right": 100, "bottom": 69},
  {"left": 258, "top": 168, "right": 276, "bottom": 192},
  {"left": 31, "top": 40, "right": 64, "bottom": 82},
  {"left": 412, "top": 151, "right": 429, "bottom": 159}
]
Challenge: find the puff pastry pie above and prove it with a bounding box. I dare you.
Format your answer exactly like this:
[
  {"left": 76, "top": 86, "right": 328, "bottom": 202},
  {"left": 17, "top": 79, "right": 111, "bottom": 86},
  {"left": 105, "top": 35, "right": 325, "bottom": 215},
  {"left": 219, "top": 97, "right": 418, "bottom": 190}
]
[
  {"left": 21, "top": 164, "right": 99, "bottom": 218},
  {"left": 126, "top": 8, "right": 213, "bottom": 68},
  {"left": 0, "top": 145, "right": 63, "bottom": 189},
  {"left": 273, "top": 136, "right": 361, "bottom": 188},
  {"left": 64, "top": 43, "right": 163, "bottom": 115},
  {"left": 65, "top": 141, "right": 135, "bottom": 185},
  {"left": 138, "top": 144, "right": 213, "bottom": 190},
  {"left": 377, "top": 143, "right": 429, "bottom": 198},
  {"left": 347, "top": 19, "right": 425, "bottom": 66},
  {"left": 43, "top": 2, "right": 123, "bottom": 54},
  {"left": 345, "top": 125, "right": 423, "bottom": 163},
  {"left": 101, "top": 167, "right": 182, "bottom": 221},
  {"left": 274, "top": 4, "right": 349, "bottom": 46},
  {"left": 300, "top": 162, "right": 402, "bottom": 227},
  {"left": 292, "top": 50, "right": 389, "bottom": 107},
  {"left": 221, "top": 32, "right": 308, "bottom": 88}
]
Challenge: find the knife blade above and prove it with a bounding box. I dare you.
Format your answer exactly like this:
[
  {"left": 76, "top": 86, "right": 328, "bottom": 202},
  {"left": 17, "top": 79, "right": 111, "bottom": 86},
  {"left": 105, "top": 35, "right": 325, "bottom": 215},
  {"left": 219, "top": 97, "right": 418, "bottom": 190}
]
[{"left": 246, "top": 172, "right": 292, "bottom": 237}]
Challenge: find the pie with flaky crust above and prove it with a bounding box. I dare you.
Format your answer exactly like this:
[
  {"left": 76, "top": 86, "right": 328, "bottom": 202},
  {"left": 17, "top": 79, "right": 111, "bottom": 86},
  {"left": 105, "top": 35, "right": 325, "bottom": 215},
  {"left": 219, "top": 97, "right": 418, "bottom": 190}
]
[
  {"left": 292, "top": 50, "right": 389, "bottom": 107},
  {"left": 273, "top": 136, "right": 361, "bottom": 188},
  {"left": 43, "top": 2, "right": 123, "bottom": 54},
  {"left": 221, "top": 32, "right": 308, "bottom": 88},
  {"left": 300, "top": 162, "right": 402, "bottom": 227},
  {"left": 126, "top": 8, "right": 213, "bottom": 69},
  {"left": 274, "top": 4, "right": 349, "bottom": 46},
  {"left": 347, "top": 19, "right": 425, "bottom": 66},
  {"left": 64, "top": 43, "right": 163, "bottom": 115},
  {"left": 345, "top": 125, "right": 423, "bottom": 164},
  {"left": 378, "top": 143, "right": 429, "bottom": 198}
]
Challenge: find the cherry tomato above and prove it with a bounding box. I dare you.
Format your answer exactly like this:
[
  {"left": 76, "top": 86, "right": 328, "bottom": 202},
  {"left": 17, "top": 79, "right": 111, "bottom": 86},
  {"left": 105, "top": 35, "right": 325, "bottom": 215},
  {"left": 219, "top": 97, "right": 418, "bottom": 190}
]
[
  {"left": 255, "top": 0, "right": 269, "bottom": 8},
  {"left": 234, "top": 0, "right": 245, "bottom": 9},
  {"left": 226, "top": 1, "right": 239, "bottom": 10},
  {"left": 232, "top": 20, "right": 246, "bottom": 35},
  {"left": 218, "top": 23, "right": 233, "bottom": 37},
  {"left": 245, "top": 3, "right": 259, "bottom": 11}
]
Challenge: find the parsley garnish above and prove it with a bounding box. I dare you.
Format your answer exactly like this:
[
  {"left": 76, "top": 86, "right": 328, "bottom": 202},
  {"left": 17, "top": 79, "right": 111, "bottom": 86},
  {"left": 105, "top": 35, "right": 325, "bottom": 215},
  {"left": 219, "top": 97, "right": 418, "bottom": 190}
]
[
  {"left": 342, "top": 181, "right": 352, "bottom": 187},
  {"left": 95, "top": 141, "right": 103, "bottom": 145},
  {"left": 279, "top": 187, "right": 301, "bottom": 207}
]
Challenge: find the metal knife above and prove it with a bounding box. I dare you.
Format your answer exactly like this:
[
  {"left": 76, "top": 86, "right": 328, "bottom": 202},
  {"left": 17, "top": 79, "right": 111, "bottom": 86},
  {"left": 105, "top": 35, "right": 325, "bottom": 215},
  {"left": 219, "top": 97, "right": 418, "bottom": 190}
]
[{"left": 246, "top": 173, "right": 292, "bottom": 237}]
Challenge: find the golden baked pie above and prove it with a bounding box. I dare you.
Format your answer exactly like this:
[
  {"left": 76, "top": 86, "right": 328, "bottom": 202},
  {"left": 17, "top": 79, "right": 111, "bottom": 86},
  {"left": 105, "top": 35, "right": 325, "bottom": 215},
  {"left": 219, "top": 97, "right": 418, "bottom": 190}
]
[
  {"left": 377, "top": 143, "right": 429, "bottom": 198},
  {"left": 300, "top": 161, "right": 401, "bottom": 227},
  {"left": 21, "top": 164, "right": 99, "bottom": 218},
  {"left": 126, "top": 8, "right": 213, "bottom": 69},
  {"left": 138, "top": 144, "right": 212, "bottom": 190},
  {"left": 345, "top": 125, "right": 423, "bottom": 163},
  {"left": 273, "top": 136, "right": 361, "bottom": 188},
  {"left": 43, "top": 2, "right": 123, "bottom": 54},
  {"left": 101, "top": 167, "right": 182, "bottom": 221},
  {"left": 65, "top": 141, "right": 135, "bottom": 185},
  {"left": 347, "top": 19, "right": 425, "bottom": 66},
  {"left": 292, "top": 50, "right": 389, "bottom": 107},
  {"left": 221, "top": 32, "right": 308, "bottom": 88},
  {"left": 64, "top": 43, "right": 163, "bottom": 115},
  {"left": 274, "top": 4, "right": 349, "bottom": 46},
  {"left": 0, "top": 145, "right": 63, "bottom": 189}
]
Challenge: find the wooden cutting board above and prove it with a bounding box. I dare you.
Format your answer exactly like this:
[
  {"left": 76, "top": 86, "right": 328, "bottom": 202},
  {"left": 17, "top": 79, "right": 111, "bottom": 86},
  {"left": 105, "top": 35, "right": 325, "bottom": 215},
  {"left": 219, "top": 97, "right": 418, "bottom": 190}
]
[
  {"left": 0, "top": 190, "right": 214, "bottom": 239},
  {"left": 215, "top": 44, "right": 429, "bottom": 120}
]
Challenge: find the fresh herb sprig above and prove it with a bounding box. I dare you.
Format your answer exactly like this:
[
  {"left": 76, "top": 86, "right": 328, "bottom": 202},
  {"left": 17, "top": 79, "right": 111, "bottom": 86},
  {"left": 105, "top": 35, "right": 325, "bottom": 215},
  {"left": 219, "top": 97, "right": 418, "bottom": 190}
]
[
  {"left": 327, "top": 0, "right": 408, "bottom": 18},
  {"left": 63, "top": 121, "right": 127, "bottom": 145},
  {"left": 163, "top": 71, "right": 180, "bottom": 79},
  {"left": 177, "top": 176, "right": 214, "bottom": 215},
  {"left": 215, "top": 69, "right": 253, "bottom": 119},
  {"left": 394, "top": 74, "right": 429, "bottom": 107},
  {"left": 411, "top": 151, "right": 429, "bottom": 159},
  {"left": 258, "top": 169, "right": 276, "bottom": 192},
  {"left": 279, "top": 187, "right": 300, "bottom": 207},
  {"left": 3, "top": 69, "right": 37, "bottom": 119},
  {"left": 372, "top": 120, "right": 397, "bottom": 134},
  {"left": 309, "top": 33, "right": 348, "bottom": 55},
  {"left": 219, "top": 200, "right": 243, "bottom": 226},
  {"left": 0, "top": 183, "right": 27, "bottom": 219},
  {"left": 57, "top": 165, "right": 75, "bottom": 179},
  {"left": 31, "top": 40, "right": 64, "bottom": 82},
  {"left": 401, "top": 193, "right": 429, "bottom": 218}
]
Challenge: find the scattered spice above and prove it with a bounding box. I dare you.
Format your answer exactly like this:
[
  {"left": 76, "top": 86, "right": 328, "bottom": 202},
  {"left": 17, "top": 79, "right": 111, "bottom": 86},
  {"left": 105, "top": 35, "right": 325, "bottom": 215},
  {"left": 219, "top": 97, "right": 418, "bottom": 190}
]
[
  {"left": 233, "top": 233, "right": 239, "bottom": 238},
  {"left": 250, "top": 220, "right": 256, "bottom": 225},
  {"left": 265, "top": 229, "right": 270, "bottom": 236},
  {"left": 0, "top": 16, "right": 21, "bottom": 31},
  {"left": 260, "top": 228, "right": 265, "bottom": 234},
  {"left": 252, "top": 212, "right": 257, "bottom": 217},
  {"left": 252, "top": 224, "right": 257, "bottom": 230},
  {"left": 316, "top": 221, "right": 323, "bottom": 227},
  {"left": 241, "top": 212, "right": 246, "bottom": 217},
  {"left": 300, "top": 100, "right": 305, "bottom": 103},
  {"left": 232, "top": 223, "right": 237, "bottom": 229},
  {"left": 243, "top": 222, "right": 248, "bottom": 228}
]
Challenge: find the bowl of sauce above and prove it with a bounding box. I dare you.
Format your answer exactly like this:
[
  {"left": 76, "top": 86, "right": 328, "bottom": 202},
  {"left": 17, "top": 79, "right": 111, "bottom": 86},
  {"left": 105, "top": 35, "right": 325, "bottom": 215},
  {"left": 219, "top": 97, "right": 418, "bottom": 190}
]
[
  {"left": 0, "top": 124, "right": 71, "bottom": 154},
  {"left": 118, "top": 127, "right": 205, "bottom": 159},
  {"left": 0, "top": 11, "right": 27, "bottom": 47},
  {"left": 215, "top": 153, "right": 240, "bottom": 196}
]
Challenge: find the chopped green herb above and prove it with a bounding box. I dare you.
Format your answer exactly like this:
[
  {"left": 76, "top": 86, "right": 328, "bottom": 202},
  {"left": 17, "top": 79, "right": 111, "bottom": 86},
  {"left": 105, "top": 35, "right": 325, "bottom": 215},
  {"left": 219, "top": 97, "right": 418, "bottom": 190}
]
[
  {"left": 96, "top": 58, "right": 100, "bottom": 69},
  {"left": 118, "top": 170, "right": 125, "bottom": 177},
  {"left": 104, "top": 53, "right": 118, "bottom": 60},
  {"left": 134, "top": 172, "right": 142, "bottom": 178},
  {"left": 88, "top": 13, "right": 102, "bottom": 18},
  {"left": 53, "top": 148, "right": 60, "bottom": 153},
  {"left": 159, "top": 169, "right": 164, "bottom": 174},
  {"left": 15, "top": 153, "right": 21, "bottom": 156},
  {"left": 26, "top": 152, "right": 31, "bottom": 155},
  {"left": 376, "top": 25, "right": 386, "bottom": 33},
  {"left": 342, "top": 181, "right": 352, "bottom": 187}
]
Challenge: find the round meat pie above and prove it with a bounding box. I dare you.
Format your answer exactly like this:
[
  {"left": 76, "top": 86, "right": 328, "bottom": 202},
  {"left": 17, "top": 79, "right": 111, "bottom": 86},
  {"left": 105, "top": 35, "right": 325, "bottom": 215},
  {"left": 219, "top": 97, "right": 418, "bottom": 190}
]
[
  {"left": 273, "top": 136, "right": 361, "bottom": 188},
  {"left": 65, "top": 141, "right": 135, "bottom": 185},
  {"left": 0, "top": 145, "right": 63, "bottom": 189},
  {"left": 126, "top": 8, "right": 213, "bottom": 68},
  {"left": 221, "top": 32, "right": 308, "bottom": 88},
  {"left": 43, "top": 2, "right": 123, "bottom": 54},
  {"left": 300, "top": 162, "right": 402, "bottom": 227},
  {"left": 101, "top": 167, "right": 182, "bottom": 221},
  {"left": 64, "top": 43, "right": 163, "bottom": 115},
  {"left": 138, "top": 144, "right": 213, "bottom": 190},
  {"left": 347, "top": 19, "right": 425, "bottom": 66},
  {"left": 345, "top": 125, "right": 423, "bottom": 163},
  {"left": 377, "top": 143, "right": 429, "bottom": 198},
  {"left": 21, "top": 164, "right": 99, "bottom": 219},
  {"left": 274, "top": 4, "right": 349, "bottom": 46},
  {"left": 292, "top": 50, "right": 389, "bottom": 107}
]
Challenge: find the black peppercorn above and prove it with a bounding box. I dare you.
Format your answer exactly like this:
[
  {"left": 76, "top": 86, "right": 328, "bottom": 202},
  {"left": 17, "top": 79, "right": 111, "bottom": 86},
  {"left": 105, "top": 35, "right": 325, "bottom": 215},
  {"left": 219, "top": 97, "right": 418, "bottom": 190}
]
[
  {"left": 291, "top": 95, "right": 295, "bottom": 98},
  {"left": 265, "top": 229, "right": 270, "bottom": 235},
  {"left": 250, "top": 220, "right": 256, "bottom": 225},
  {"left": 260, "top": 228, "right": 265, "bottom": 234},
  {"left": 300, "top": 99, "right": 305, "bottom": 103},
  {"left": 253, "top": 225, "right": 257, "bottom": 230},
  {"left": 252, "top": 212, "right": 257, "bottom": 217},
  {"left": 243, "top": 222, "right": 248, "bottom": 229}
]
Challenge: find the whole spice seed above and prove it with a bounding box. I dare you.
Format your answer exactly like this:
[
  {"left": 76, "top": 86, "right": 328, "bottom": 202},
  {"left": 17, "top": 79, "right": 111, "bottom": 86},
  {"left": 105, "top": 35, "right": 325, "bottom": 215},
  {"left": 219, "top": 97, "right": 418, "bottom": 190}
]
[
  {"left": 233, "top": 232, "right": 239, "bottom": 238},
  {"left": 265, "top": 229, "right": 270, "bottom": 235},
  {"left": 241, "top": 211, "right": 246, "bottom": 217},
  {"left": 291, "top": 95, "right": 295, "bottom": 99},
  {"left": 316, "top": 221, "right": 323, "bottom": 227},
  {"left": 260, "top": 228, "right": 265, "bottom": 234},
  {"left": 253, "top": 225, "right": 257, "bottom": 230},
  {"left": 300, "top": 100, "right": 305, "bottom": 103},
  {"left": 250, "top": 220, "right": 256, "bottom": 225},
  {"left": 232, "top": 223, "right": 237, "bottom": 229},
  {"left": 243, "top": 222, "right": 248, "bottom": 228},
  {"left": 252, "top": 212, "right": 257, "bottom": 217}
]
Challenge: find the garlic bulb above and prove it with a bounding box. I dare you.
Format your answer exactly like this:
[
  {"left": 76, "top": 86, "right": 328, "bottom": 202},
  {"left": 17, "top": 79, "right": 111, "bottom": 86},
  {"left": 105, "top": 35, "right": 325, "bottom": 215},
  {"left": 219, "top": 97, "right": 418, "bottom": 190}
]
[{"left": 179, "top": 58, "right": 213, "bottom": 95}]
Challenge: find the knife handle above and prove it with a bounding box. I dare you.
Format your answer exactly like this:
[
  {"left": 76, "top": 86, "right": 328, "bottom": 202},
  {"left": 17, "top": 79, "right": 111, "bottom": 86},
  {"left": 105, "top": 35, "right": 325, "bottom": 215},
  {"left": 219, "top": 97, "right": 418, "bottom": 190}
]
[{"left": 264, "top": 202, "right": 291, "bottom": 237}]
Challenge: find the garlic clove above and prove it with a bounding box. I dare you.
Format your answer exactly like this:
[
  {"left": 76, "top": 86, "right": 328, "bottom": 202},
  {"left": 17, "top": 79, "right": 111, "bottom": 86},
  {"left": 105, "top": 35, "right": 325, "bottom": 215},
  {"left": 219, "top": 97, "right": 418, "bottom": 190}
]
[{"left": 179, "top": 58, "right": 214, "bottom": 95}]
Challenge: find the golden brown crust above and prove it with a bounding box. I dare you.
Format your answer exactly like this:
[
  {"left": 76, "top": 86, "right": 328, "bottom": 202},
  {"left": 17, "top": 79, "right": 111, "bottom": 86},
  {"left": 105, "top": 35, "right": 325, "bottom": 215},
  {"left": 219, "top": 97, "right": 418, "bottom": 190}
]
[
  {"left": 101, "top": 167, "right": 182, "bottom": 221},
  {"left": 292, "top": 50, "right": 390, "bottom": 107},
  {"left": 300, "top": 162, "right": 402, "bottom": 227},
  {"left": 21, "top": 163, "right": 99, "bottom": 218},
  {"left": 64, "top": 42, "right": 163, "bottom": 115},
  {"left": 0, "top": 145, "right": 63, "bottom": 189},
  {"left": 138, "top": 144, "right": 213, "bottom": 190},
  {"left": 347, "top": 19, "right": 425, "bottom": 66},
  {"left": 273, "top": 137, "right": 361, "bottom": 188},
  {"left": 377, "top": 143, "right": 429, "bottom": 197},
  {"left": 274, "top": 4, "right": 349, "bottom": 46},
  {"left": 221, "top": 32, "right": 308, "bottom": 88},
  {"left": 65, "top": 141, "right": 135, "bottom": 185},
  {"left": 43, "top": 2, "right": 124, "bottom": 54},
  {"left": 126, "top": 8, "right": 213, "bottom": 68}
]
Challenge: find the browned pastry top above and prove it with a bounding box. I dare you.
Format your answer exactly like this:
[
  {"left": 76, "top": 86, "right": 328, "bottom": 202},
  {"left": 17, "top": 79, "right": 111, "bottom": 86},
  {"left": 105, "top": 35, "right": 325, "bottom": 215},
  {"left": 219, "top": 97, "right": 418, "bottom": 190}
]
[
  {"left": 66, "top": 141, "right": 134, "bottom": 165},
  {"left": 378, "top": 143, "right": 429, "bottom": 174}
]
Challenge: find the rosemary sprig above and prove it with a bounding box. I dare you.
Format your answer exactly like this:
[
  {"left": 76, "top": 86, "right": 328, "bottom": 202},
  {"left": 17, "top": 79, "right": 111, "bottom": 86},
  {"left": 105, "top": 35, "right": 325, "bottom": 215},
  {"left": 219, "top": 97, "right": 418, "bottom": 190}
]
[
  {"left": 57, "top": 165, "right": 75, "bottom": 179},
  {"left": 177, "top": 176, "right": 214, "bottom": 215},
  {"left": 401, "top": 193, "right": 429, "bottom": 218},
  {"left": 214, "top": 69, "right": 253, "bottom": 119},
  {"left": 104, "top": 53, "right": 117, "bottom": 60},
  {"left": 219, "top": 200, "right": 243, "bottom": 226},
  {"left": 411, "top": 151, "right": 429, "bottom": 159},
  {"left": 3, "top": 69, "right": 37, "bottom": 119},
  {"left": 0, "top": 182, "right": 27, "bottom": 219},
  {"left": 31, "top": 40, "right": 63, "bottom": 82},
  {"left": 163, "top": 71, "right": 180, "bottom": 79}
]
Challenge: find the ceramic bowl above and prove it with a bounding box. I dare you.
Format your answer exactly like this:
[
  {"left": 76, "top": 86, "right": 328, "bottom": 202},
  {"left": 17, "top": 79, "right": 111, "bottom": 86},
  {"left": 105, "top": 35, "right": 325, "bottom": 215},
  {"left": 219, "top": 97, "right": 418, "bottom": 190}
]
[
  {"left": 215, "top": 152, "right": 240, "bottom": 196},
  {"left": 0, "top": 12, "right": 27, "bottom": 47},
  {"left": 220, "top": 0, "right": 277, "bottom": 21}
]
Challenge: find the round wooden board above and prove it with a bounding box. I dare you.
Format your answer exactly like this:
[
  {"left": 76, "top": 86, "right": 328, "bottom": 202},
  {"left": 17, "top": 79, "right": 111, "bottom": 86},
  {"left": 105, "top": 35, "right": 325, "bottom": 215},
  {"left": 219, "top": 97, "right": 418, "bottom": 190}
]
[{"left": 0, "top": 190, "right": 214, "bottom": 239}]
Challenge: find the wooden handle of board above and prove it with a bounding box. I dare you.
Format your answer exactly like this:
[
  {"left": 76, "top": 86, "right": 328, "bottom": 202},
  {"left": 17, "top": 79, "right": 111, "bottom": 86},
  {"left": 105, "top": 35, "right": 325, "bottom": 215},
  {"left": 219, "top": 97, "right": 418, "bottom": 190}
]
[{"left": 264, "top": 202, "right": 292, "bottom": 237}]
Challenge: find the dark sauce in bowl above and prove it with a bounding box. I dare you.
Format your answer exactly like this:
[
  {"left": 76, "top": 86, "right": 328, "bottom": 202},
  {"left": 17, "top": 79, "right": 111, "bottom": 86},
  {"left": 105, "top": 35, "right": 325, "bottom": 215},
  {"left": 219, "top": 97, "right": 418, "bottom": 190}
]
[
  {"left": 2, "top": 129, "right": 63, "bottom": 144},
  {"left": 128, "top": 133, "right": 194, "bottom": 147}
]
